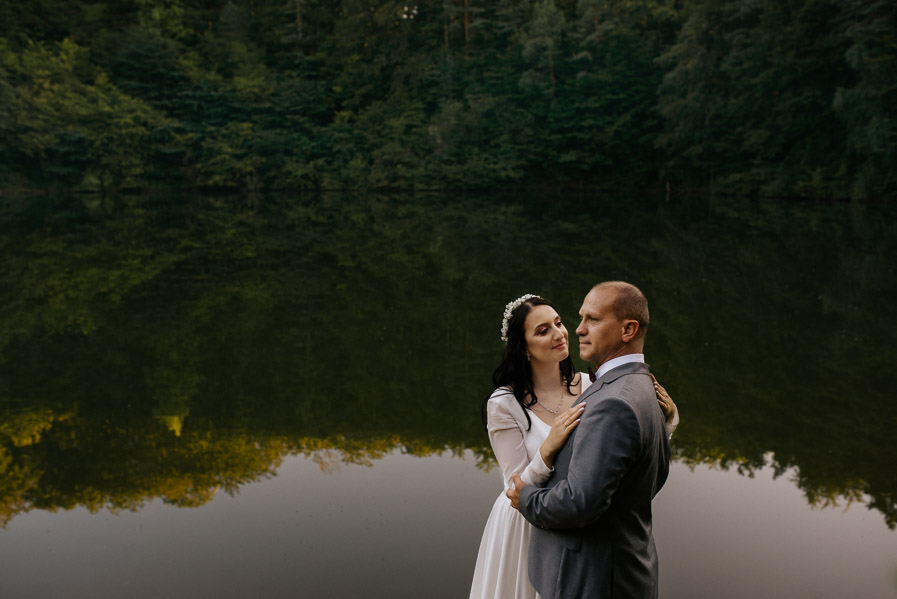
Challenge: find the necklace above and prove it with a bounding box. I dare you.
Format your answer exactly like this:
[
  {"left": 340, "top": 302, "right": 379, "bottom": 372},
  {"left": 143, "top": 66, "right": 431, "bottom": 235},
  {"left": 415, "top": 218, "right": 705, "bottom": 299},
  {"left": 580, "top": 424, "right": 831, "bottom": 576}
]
[{"left": 536, "top": 389, "right": 565, "bottom": 414}]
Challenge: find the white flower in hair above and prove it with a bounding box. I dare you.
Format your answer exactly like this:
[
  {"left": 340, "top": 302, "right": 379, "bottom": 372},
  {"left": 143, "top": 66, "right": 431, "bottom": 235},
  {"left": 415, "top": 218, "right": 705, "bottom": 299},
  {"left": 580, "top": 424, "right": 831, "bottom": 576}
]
[{"left": 500, "top": 294, "right": 540, "bottom": 342}]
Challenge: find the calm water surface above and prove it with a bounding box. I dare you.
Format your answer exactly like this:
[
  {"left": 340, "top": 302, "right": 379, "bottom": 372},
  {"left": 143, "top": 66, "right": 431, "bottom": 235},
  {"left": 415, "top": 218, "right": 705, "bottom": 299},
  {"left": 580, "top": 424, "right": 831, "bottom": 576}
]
[{"left": 1, "top": 191, "right": 896, "bottom": 597}]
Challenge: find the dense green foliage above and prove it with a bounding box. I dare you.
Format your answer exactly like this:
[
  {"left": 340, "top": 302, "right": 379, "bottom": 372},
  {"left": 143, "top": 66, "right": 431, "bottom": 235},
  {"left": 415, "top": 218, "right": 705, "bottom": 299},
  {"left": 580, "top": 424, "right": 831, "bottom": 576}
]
[{"left": 0, "top": 1, "right": 895, "bottom": 197}]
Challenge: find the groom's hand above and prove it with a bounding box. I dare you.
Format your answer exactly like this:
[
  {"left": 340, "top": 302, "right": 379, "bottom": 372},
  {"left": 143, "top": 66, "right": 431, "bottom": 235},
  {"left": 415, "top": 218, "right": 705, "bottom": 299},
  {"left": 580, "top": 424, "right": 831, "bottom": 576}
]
[{"left": 505, "top": 473, "right": 525, "bottom": 510}]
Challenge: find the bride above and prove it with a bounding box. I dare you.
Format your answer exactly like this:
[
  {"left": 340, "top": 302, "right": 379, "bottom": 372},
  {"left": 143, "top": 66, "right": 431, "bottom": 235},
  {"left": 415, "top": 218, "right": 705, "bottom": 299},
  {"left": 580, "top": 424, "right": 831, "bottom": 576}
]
[{"left": 469, "top": 294, "right": 678, "bottom": 599}]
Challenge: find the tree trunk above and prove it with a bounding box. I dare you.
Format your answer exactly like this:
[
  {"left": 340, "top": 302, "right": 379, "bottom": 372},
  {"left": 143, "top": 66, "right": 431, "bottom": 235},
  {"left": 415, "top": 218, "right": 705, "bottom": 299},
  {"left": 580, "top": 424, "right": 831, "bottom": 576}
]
[
  {"left": 464, "top": 0, "right": 470, "bottom": 59},
  {"left": 549, "top": 46, "right": 556, "bottom": 95}
]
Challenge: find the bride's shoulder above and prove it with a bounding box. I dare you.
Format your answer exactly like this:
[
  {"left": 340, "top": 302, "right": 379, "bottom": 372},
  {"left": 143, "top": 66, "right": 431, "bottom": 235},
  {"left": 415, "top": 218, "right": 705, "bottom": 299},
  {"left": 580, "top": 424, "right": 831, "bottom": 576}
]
[
  {"left": 487, "top": 386, "right": 523, "bottom": 411},
  {"left": 486, "top": 386, "right": 527, "bottom": 425},
  {"left": 488, "top": 386, "right": 516, "bottom": 403}
]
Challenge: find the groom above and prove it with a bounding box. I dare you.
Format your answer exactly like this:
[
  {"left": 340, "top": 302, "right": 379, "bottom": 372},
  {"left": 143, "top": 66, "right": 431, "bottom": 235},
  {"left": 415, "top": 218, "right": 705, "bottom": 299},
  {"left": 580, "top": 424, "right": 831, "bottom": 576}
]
[{"left": 507, "top": 281, "right": 671, "bottom": 599}]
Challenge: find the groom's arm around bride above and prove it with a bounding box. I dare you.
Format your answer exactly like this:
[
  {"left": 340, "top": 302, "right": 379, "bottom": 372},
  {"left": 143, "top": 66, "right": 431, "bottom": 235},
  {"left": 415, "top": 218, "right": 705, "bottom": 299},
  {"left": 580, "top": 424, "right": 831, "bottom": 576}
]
[{"left": 507, "top": 282, "right": 671, "bottom": 599}]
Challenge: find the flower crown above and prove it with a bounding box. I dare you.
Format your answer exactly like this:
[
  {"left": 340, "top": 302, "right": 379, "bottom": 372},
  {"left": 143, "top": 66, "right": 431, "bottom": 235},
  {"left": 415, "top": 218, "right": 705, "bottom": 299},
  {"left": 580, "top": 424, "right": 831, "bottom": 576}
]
[{"left": 500, "top": 294, "right": 541, "bottom": 342}]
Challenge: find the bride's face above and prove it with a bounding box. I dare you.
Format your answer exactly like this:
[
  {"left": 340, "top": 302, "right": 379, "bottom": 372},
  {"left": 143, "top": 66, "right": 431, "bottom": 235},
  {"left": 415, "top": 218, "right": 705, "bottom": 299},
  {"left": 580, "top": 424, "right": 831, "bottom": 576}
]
[{"left": 523, "top": 305, "right": 569, "bottom": 364}]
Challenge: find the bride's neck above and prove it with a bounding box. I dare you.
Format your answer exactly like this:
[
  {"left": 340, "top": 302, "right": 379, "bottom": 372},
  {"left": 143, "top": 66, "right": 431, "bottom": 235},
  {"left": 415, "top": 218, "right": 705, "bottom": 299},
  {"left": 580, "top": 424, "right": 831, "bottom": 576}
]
[{"left": 530, "top": 360, "right": 563, "bottom": 391}]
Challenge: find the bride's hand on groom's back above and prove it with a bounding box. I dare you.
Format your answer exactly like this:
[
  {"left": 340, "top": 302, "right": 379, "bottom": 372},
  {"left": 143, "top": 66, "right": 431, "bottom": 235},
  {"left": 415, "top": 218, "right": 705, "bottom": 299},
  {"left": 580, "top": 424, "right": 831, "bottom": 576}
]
[{"left": 651, "top": 374, "right": 678, "bottom": 424}]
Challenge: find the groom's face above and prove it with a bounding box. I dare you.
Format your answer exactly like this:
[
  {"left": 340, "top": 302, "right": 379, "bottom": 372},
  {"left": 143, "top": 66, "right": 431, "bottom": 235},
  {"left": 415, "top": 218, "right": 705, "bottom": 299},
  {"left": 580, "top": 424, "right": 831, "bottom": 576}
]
[{"left": 576, "top": 287, "right": 624, "bottom": 366}]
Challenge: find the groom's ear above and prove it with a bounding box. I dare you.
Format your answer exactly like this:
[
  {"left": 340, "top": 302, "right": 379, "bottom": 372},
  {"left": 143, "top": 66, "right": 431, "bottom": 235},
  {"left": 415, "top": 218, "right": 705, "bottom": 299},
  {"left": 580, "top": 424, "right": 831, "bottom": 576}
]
[{"left": 621, "top": 319, "right": 640, "bottom": 343}]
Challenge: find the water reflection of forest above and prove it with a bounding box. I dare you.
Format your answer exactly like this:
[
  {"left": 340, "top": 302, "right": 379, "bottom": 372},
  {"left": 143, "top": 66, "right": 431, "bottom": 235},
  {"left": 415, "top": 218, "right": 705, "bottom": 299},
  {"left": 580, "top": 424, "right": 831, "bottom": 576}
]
[{"left": 1, "top": 192, "right": 895, "bottom": 529}]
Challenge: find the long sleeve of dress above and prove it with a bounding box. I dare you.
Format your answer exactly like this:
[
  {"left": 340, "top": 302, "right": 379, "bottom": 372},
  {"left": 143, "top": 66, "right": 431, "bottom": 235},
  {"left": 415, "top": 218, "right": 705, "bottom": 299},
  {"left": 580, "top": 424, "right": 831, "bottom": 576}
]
[
  {"left": 486, "top": 392, "right": 553, "bottom": 489},
  {"left": 665, "top": 406, "right": 679, "bottom": 439}
]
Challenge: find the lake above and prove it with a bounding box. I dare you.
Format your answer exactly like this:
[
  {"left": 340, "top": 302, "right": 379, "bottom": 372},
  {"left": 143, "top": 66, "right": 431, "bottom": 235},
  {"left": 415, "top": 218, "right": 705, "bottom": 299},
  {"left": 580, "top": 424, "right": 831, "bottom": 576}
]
[{"left": 1, "top": 191, "right": 896, "bottom": 598}]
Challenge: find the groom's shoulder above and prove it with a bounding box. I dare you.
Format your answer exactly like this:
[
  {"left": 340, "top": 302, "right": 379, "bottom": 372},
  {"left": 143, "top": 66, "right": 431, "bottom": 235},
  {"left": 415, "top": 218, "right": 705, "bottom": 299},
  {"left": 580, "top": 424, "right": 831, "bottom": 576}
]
[
  {"left": 589, "top": 363, "right": 651, "bottom": 396},
  {"left": 588, "top": 370, "right": 656, "bottom": 415}
]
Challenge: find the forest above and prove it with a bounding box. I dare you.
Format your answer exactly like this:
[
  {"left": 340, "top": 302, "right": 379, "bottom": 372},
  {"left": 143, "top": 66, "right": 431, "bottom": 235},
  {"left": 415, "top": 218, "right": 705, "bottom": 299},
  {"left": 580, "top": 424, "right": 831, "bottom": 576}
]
[{"left": 0, "top": 0, "right": 895, "bottom": 199}]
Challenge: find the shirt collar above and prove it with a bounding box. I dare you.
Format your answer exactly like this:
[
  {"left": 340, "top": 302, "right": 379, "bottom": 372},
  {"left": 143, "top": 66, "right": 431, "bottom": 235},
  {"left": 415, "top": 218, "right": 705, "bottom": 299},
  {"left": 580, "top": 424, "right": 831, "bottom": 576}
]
[{"left": 595, "top": 353, "right": 645, "bottom": 380}]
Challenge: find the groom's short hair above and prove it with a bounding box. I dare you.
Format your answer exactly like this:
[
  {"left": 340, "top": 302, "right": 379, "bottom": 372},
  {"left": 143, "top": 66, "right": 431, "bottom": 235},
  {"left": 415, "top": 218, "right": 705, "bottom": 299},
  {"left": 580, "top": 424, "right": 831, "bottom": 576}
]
[{"left": 594, "top": 281, "right": 649, "bottom": 339}]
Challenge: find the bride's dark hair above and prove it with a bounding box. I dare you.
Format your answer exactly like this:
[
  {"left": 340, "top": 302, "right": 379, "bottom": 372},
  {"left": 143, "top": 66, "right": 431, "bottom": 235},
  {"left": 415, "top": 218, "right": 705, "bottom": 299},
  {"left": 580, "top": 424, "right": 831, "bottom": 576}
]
[{"left": 483, "top": 296, "right": 577, "bottom": 431}]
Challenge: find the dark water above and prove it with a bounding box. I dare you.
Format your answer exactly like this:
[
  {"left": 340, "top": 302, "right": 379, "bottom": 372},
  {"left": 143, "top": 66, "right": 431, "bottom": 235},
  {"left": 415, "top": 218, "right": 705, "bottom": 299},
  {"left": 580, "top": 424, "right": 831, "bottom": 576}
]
[{"left": 1, "top": 191, "right": 896, "bottom": 598}]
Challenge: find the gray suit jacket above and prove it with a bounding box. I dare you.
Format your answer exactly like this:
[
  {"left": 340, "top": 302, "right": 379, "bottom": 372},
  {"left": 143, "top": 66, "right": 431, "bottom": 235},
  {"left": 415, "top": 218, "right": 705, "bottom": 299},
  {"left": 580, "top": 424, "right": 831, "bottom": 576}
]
[{"left": 518, "top": 361, "right": 671, "bottom": 599}]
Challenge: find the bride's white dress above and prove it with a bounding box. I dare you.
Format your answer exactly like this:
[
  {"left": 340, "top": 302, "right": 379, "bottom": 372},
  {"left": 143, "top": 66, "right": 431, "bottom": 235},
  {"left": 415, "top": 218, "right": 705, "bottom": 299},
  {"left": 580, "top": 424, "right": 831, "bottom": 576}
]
[
  {"left": 468, "top": 378, "right": 592, "bottom": 599},
  {"left": 469, "top": 376, "right": 678, "bottom": 599}
]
